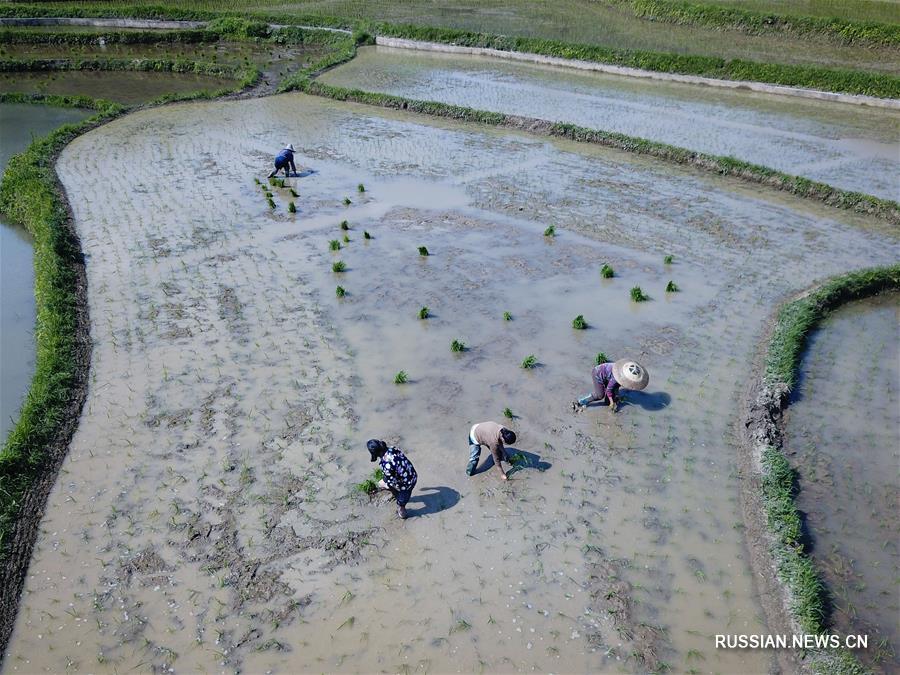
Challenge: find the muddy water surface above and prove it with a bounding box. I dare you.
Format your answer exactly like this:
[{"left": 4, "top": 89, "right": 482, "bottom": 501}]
[
  {"left": 322, "top": 46, "right": 900, "bottom": 200},
  {"left": 0, "top": 102, "right": 91, "bottom": 443},
  {"left": 2, "top": 93, "right": 897, "bottom": 674},
  {"left": 784, "top": 293, "right": 900, "bottom": 671},
  {"left": 0, "top": 70, "right": 236, "bottom": 105}
]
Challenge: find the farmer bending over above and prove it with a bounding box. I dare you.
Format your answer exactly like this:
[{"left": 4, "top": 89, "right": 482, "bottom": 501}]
[
  {"left": 367, "top": 439, "right": 417, "bottom": 519},
  {"left": 268, "top": 143, "right": 296, "bottom": 178},
  {"left": 466, "top": 421, "right": 517, "bottom": 480},
  {"left": 573, "top": 358, "right": 649, "bottom": 413}
]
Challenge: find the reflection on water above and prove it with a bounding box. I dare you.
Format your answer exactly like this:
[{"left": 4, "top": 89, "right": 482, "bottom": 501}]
[
  {"left": 785, "top": 293, "right": 900, "bottom": 672},
  {"left": 0, "top": 103, "right": 91, "bottom": 443}
]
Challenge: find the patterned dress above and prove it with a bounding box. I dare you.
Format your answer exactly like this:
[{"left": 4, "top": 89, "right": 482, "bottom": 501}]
[{"left": 379, "top": 446, "right": 417, "bottom": 492}]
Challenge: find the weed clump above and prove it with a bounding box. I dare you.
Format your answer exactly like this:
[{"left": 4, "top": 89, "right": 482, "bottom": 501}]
[
  {"left": 418, "top": 306, "right": 429, "bottom": 320},
  {"left": 521, "top": 354, "right": 537, "bottom": 369},
  {"left": 288, "top": 201, "right": 296, "bottom": 213},
  {"left": 572, "top": 314, "right": 587, "bottom": 330},
  {"left": 418, "top": 246, "right": 429, "bottom": 256},
  {"left": 503, "top": 407, "right": 514, "bottom": 420},
  {"left": 664, "top": 254, "right": 674, "bottom": 264},
  {"left": 357, "top": 183, "right": 365, "bottom": 193},
  {"left": 335, "top": 285, "right": 346, "bottom": 298},
  {"left": 503, "top": 311, "right": 512, "bottom": 321},
  {"left": 340, "top": 220, "right": 350, "bottom": 231},
  {"left": 355, "top": 468, "right": 383, "bottom": 494},
  {"left": 630, "top": 286, "right": 649, "bottom": 302},
  {"left": 543, "top": 224, "right": 555, "bottom": 237},
  {"left": 332, "top": 260, "right": 347, "bottom": 273},
  {"left": 601, "top": 263, "right": 615, "bottom": 278},
  {"left": 364, "top": 230, "right": 372, "bottom": 240},
  {"left": 450, "top": 339, "right": 466, "bottom": 353},
  {"left": 595, "top": 351, "right": 609, "bottom": 365},
  {"left": 329, "top": 239, "right": 341, "bottom": 251},
  {"left": 666, "top": 280, "right": 679, "bottom": 293},
  {"left": 394, "top": 370, "right": 409, "bottom": 384}
]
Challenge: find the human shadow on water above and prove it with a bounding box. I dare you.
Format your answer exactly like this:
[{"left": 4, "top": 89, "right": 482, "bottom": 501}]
[
  {"left": 289, "top": 169, "right": 316, "bottom": 178},
  {"left": 407, "top": 486, "right": 460, "bottom": 517},
  {"left": 476, "top": 448, "right": 552, "bottom": 477},
  {"left": 622, "top": 390, "right": 671, "bottom": 411}
]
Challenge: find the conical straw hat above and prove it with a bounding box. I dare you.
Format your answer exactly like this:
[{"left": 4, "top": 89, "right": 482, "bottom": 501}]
[{"left": 612, "top": 359, "right": 649, "bottom": 391}]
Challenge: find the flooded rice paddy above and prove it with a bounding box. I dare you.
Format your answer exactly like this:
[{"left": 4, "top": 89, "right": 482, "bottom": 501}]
[
  {"left": 0, "top": 102, "right": 91, "bottom": 443},
  {"left": 2, "top": 92, "right": 897, "bottom": 674},
  {"left": 784, "top": 293, "right": 899, "bottom": 672},
  {"left": 277, "top": 0, "right": 899, "bottom": 73},
  {"left": 0, "top": 41, "right": 328, "bottom": 89},
  {"left": 322, "top": 46, "right": 900, "bottom": 200},
  {"left": 0, "top": 70, "right": 237, "bottom": 105}
]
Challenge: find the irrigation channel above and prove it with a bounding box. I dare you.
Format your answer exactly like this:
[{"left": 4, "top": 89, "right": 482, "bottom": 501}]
[
  {"left": 783, "top": 292, "right": 899, "bottom": 672},
  {"left": 1, "top": 84, "right": 897, "bottom": 673},
  {"left": 0, "top": 103, "right": 90, "bottom": 443},
  {"left": 321, "top": 45, "right": 900, "bottom": 200}
]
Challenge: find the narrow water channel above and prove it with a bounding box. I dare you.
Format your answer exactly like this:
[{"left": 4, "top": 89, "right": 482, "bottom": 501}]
[{"left": 0, "top": 103, "right": 90, "bottom": 443}]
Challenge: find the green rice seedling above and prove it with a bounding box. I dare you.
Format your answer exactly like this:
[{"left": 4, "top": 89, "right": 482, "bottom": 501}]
[
  {"left": 595, "top": 351, "right": 609, "bottom": 365},
  {"left": 268, "top": 176, "right": 276, "bottom": 186},
  {"left": 601, "top": 263, "right": 615, "bottom": 278},
  {"left": 543, "top": 225, "right": 555, "bottom": 237},
  {"left": 276, "top": 178, "right": 285, "bottom": 189},
  {"left": 521, "top": 354, "right": 538, "bottom": 369},
  {"left": 450, "top": 619, "right": 472, "bottom": 634},
  {"left": 354, "top": 468, "right": 383, "bottom": 494},
  {"left": 503, "top": 407, "right": 514, "bottom": 420},
  {"left": 335, "top": 286, "right": 346, "bottom": 298},
  {"left": 340, "top": 220, "right": 350, "bottom": 231},
  {"left": 418, "top": 246, "right": 430, "bottom": 256},
  {"left": 289, "top": 188, "right": 298, "bottom": 198},
  {"left": 265, "top": 190, "right": 273, "bottom": 199},
  {"left": 364, "top": 231, "right": 372, "bottom": 240},
  {"left": 329, "top": 239, "right": 341, "bottom": 251},
  {"left": 332, "top": 261, "right": 347, "bottom": 273},
  {"left": 343, "top": 197, "right": 352, "bottom": 206},
  {"left": 450, "top": 339, "right": 466, "bottom": 353},
  {"left": 664, "top": 254, "right": 674, "bottom": 264},
  {"left": 267, "top": 197, "right": 276, "bottom": 210},
  {"left": 572, "top": 314, "right": 588, "bottom": 330},
  {"left": 666, "top": 280, "right": 679, "bottom": 293},
  {"left": 630, "top": 286, "right": 649, "bottom": 302},
  {"left": 288, "top": 201, "right": 296, "bottom": 213},
  {"left": 343, "top": 234, "right": 350, "bottom": 244},
  {"left": 357, "top": 183, "right": 365, "bottom": 193},
  {"left": 418, "top": 306, "right": 429, "bottom": 320},
  {"left": 394, "top": 370, "right": 409, "bottom": 384},
  {"left": 337, "top": 616, "right": 355, "bottom": 630},
  {"left": 254, "top": 177, "right": 260, "bottom": 185},
  {"left": 503, "top": 311, "right": 512, "bottom": 321}
]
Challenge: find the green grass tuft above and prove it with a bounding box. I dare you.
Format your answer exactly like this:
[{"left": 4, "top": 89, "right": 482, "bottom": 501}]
[
  {"left": 329, "top": 239, "right": 341, "bottom": 251},
  {"left": 332, "top": 260, "right": 347, "bottom": 273},
  {"left": 354, "top": 468, "right": 383, "bottom": 494},
  {"left": 663, "top": 254, "right": 674, "bottom": 264},
  {"left": 572, "top": 314, "right": 588, "bottom": 329},
  {"left": 394, "top": 370, "right": 409, "bottom": 384},
  {"left": 335, "top": 285, "right": 346, "bottom": 298},
  {"left": 450, "top": 339, "right": 466, "bottom": 353},
  {"left": 418, "top": 306, "right": 429, "bottom": 320},
  {"left": 543, "top": 224, "right": 555, "bottom": 237},
  {"left": 665, "top": 280, "right": 678, "bottom": 293},
  {"left": 521, "top": 354, "right": 538, "bottom": 369},
  {"left": 357, "top": 183, "right": 365, "bottom": 193},
  {"left": 503, "top": 311, "right": 512, "bottom": 321},
  {"left": 595, "top": 351, "right": 609, "bottom": 365},
  {"left": 364, "top": 230, "right": 372, "bottom": 239},
  {"left": 601, "top": 263, "right": 615, "bottom": 278},
  {"left": 343, "top": 197, "right": 352, "bottom": 206},
  {"left": 418, "top": 245, "right": 429, "bottom": 256},
  {"left": 503, "top": 407, "right": 514, "bottom": 420},
  {"left": 340, "top": 220, "right": 350, "bottom": 230},
  {"left": 288, "top": 201, "right": 296, "bottom": 213}
]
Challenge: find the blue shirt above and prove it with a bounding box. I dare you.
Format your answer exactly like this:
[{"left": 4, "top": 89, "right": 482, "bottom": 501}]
[{"left": 275, "top": 149, "right": 294, "bottom": 164}]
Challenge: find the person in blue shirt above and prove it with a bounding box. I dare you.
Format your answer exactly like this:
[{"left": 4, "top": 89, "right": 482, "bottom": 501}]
[{"left": 268, "top": 143, "right": 297, "bottom": 178}]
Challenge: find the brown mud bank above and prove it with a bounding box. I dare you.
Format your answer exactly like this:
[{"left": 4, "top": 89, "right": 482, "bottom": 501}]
[{"left": 2, "top": 92, "right": 897, "bottom": 673}]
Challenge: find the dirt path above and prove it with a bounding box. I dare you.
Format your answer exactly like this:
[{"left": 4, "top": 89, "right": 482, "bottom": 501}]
[{"left": 2, "top": 93, "right": 896, "bottom": 674}]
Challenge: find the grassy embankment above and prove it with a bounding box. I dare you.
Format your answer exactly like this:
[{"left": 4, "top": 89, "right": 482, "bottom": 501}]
[
  {"left": 605, "top": 0, "right": 900, "bottom": 47},
  {"left": 753, "top": 265, "right": 900, "bottom": 673},
  {"left": 2, "top": 3, "right": 898, "bottom": 97}
]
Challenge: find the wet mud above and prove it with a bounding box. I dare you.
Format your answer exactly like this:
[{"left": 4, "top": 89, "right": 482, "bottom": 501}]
[
  {"left": 784, "top": 293, "right": 900, "bottom": 672},
  {"left": 2, "top": 92, "right": 897, "bottom": 673},
  {"left": 322, "top": 46, "right": 900, "bottom": 200}
]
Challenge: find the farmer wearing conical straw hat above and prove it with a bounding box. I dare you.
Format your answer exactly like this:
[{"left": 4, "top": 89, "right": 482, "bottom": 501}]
[
  {"left": 268, "top": 143, "right": 297, "bottom": 178},
  {"left": 572, "top": 358, "right": 649, "bottom": 413}
]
